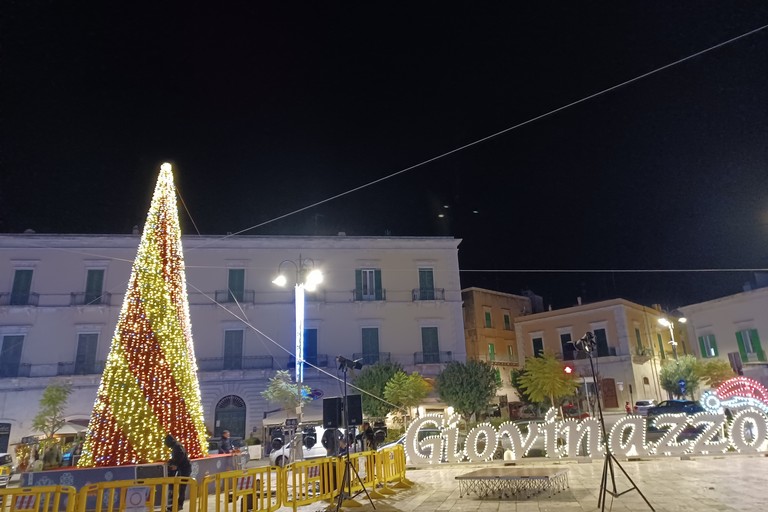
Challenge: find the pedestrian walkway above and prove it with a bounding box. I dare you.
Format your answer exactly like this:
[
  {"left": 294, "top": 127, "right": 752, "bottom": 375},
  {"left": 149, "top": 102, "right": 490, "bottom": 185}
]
[{"left": 296, "top": 454, "right": 767, "bottom": 512}]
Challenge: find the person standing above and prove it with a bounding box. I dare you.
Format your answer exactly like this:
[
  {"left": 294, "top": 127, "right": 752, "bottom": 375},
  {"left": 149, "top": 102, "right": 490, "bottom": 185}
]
[
  {"left": 356, "top": 422, "right": 377, "bottom": 450},
  {"left": 165, "top": 434, "right": 192, "bottom": 512},
  {"left": 625, "top": 402, "right": 632, "bottom": 415},
  {"left": 218, "top": 430, "right": 233, "bottom": 454}
]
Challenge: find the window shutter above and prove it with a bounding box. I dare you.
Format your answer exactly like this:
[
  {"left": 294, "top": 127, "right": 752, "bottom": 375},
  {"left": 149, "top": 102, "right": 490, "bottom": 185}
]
[
  {"left": 657, "top": 334, "right": 665, "bottom": 359},
  {"left": 355, "top": 270, "right": 363, "bottom": 301},
  {"left": 374, "top": 270, "right": 383, "bottom": 300},
  {"left": 711, "top": 337, "right": 719, "bottom": 357},
  {"left": 735, "top": 331, "right": 748, "bottom": 361},
  {"left": 698, "top": 336, "right": 707, "bottom": 358},
  {"left": 749, "top": 329, "right": 765, "bottom": 362}
]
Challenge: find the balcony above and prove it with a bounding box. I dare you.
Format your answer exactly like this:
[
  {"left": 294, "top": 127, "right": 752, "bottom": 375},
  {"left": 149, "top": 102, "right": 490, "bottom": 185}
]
[
  {"left": 562, "top": 347, "right": 618, "bottom": 360},
  {"left": 351, "top": 289, "right": 387, "bottom": 302},
  {"left": 413, "top": 351, "right": 452, "bottom": 364},
  {"left": 71, "top": 292, "right": 112, "bottom": 306},
  {"left": 632, "top": 347, "right": 654, "bottom": 364},
  {"left": 0, "top": 363, "right": 31, "bottom": 378},
  {"left": 197, "top": 355, "right": 275, "bottom": 371},
  {"left": 288, "top": 354, "right": 330, "bottom": 369},
  {"left": 352, "top": 352, "right": 391, "bottom": 366},
  {"left": 0, "top": 292, "right": 40, "bottom": 306},
  {"left": 472, "top": 354, "right": 519, "bottom": 366},
  {"left": 214, "top": 290, "right": 256, "bottom": 304},
  {"left": 412, "top": 288, "right": 445, "bottom": 301},
  {"left": 57, "top": 361, "right": 107, "bottom": 375}
]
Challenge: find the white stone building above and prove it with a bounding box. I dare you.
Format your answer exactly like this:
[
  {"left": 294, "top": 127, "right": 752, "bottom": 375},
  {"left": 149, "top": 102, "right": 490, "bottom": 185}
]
[
  {"left": 680, "top": 286, "right": 768, "bottom": 386},
  {"left": 0, "top": 233, "right": 465, "bottom": 450}
]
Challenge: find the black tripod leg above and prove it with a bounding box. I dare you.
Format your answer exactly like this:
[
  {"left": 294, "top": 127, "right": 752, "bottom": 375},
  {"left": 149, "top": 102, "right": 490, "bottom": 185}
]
[
  {"left": 609, "top": 453, "right": 656, "bottom": 511},
  {"left": 347, "top": 459, "right": 376, "bottom": 508}
]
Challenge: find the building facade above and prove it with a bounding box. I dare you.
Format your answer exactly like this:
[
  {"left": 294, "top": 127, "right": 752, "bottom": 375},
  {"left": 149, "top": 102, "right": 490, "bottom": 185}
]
[
  {"left": 0, "top": 233, "right": 465, "bottom": 451},
  {"left": 513, "top": 299, "right": 675, "bottom": 411},
  {"left": 461, "top": 287, "right": 532, "bottom": 411},
  {"left": 680, "top": 286, "right": 768, "bottom": 386}
]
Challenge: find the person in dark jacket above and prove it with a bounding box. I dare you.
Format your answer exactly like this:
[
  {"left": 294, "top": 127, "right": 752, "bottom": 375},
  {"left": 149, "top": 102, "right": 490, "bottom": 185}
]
[
  {"left": 218, "top": 430, "right": 233, "bottom": 454},
  {"left": 165, "top": 434, "right": 192, "bottom": 511},
  {"left": 356, "top": 422, "right": 377, "bottom": 450}
]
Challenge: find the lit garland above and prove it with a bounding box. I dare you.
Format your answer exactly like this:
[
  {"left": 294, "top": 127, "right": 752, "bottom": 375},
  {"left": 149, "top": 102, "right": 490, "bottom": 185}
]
[{"left": 78, "top": 163, "right": 209, "bottom": 467}]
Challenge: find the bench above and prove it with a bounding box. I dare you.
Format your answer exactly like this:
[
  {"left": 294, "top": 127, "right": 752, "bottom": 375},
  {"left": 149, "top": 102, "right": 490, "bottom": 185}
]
[{"left": 455, "top": 467, "right": 569, "bottom": 499}]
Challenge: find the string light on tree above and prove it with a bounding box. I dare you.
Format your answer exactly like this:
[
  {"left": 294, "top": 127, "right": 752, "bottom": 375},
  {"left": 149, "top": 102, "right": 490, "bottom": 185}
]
[{"left": 78, "top": 163, "right": 209, "bottom": 467}]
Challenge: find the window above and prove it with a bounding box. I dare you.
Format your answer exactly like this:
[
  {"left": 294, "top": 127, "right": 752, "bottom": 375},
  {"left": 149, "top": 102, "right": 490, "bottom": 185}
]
[
  {"left": 698, "top": 334, "right": 718, "bottom": 358},
  {"left": 736, "top": 329, "right": 764, "bottom": 361},
  {"left": 508, "top": 345, "right": 516, "bottom": 362},
  {"left": 304, "top": 328, "right": 318, "bottom": 367},
  {"left": 421, "top": 327, "right": 440, "bottom": 363},
  {"left": 361, "top": 328, "right": 380, "bottom": 365},
  {"left": 503, "top": 311, "right": 511, "bottom": 330},
  {"left": 0, "top": 335, "right": 24, "bottom": 377},
  {"left": 224, "top": 330, "right": 244, "bottom": 369},
  {"left": 592, "top": 329, "right": 609, "bottom": 357},
  {"left": 228, "top": 269, "right": 245, "bottom": 302},
  {"left": 484, "top": 308, "right": 492, "bottom": 328},
  {"left": 657, "top": 333, "right": 666, "bottom": 360},
  {"left": 418, "top": 268, "right": 435, "bottom": 300},
  {"left": 84, "top": 269, "right": 105, "bottom": 305},
  {"left": 642, "top": 377, "right": 650, "bottom": 385},
  {"left": 560, "top": 333, "right": 573, "bottom": 360},
  {"left": 355, "top": 269, "right": 383, "bottom": 300},
  {"left": 635, "top": 328, "right": 642, "bottom": 353},
  {"left": 488, "top": 343, "right": 496, "bottom": 361},
  {"left": 494, "top": 369, "right": 502, "bottom": 386},
  {"left": 11, "top": 269, "right": 33, "bottom": 305},
  {"left": 75, "top": 333, "right": 98, "bottom": 374},
  {"left": 532, "top": 337, "right": 544, "bottom": 357}
]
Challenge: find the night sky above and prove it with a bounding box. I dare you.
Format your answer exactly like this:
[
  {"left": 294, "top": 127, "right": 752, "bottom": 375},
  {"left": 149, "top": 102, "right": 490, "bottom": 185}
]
[{"left": 2, "top": 2, "right": 767, "bottom": 309}]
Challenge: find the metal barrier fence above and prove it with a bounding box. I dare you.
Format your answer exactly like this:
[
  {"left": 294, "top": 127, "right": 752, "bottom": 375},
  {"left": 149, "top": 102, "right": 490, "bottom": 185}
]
[
  {"left": 199, "top": 466, "right": 279, "bottom": 512},
  {"left": 3, "top": 450, "right": 410, "bottom": 512},
  {"left": 0, "top": 486, "right": 77, "bottom": 512},
  {"left": 75, "top": 477, "right": 195, "bottom": 512}
]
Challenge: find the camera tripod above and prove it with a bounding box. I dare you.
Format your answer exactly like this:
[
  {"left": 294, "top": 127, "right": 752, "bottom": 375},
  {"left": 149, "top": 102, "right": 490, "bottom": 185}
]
[
  {"left": 334, "top": 357, "right": 375, "bottom": 512},
  {"left": 575, "top": 333, "right": 655, "bottom": 512}
]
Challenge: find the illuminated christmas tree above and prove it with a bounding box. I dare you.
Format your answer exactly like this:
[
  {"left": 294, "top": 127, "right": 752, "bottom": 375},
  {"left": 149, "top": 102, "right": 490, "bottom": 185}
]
[{"left": 78, "top": 163, "right": 208, "bottom": 467}]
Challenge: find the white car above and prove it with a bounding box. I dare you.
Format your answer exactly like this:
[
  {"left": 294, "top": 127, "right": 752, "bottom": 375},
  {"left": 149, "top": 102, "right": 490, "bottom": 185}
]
[
  {"left": 634, "top": 400, "right": 657, "bottom": 416},
  {"left": 269, "top": 427, "right": 346, "bottom": 467}
]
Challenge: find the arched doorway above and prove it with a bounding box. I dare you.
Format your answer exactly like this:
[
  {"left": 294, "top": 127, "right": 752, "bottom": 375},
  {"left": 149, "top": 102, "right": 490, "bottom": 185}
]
[{"left": 214, "top": 395, "right": 246, "bottom": 439}]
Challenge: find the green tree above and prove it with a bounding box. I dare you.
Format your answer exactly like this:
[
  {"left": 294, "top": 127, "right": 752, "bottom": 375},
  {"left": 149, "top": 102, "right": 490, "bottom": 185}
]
[
  {"left": 436, "top": 360, "right": 499, "bottom": 423},
  {"left": 383, "top": 371, "right": 431, "bottom": 423},
  {"left": 32, "top": 382, "right": 72, "bottom": 440},
  {"left": 353, "top": 361, "right": 403, "bottom": 419},
  {"left": 260, "top": 370, "right": 311, "bottom": 416},
  {"left": 659, "top": 355, "right": 702, "bottom": 399},
  {"left": 518, "top": 354, "right": 579, "bottom": 416},
  {"left": 696, "top": 358, "right": 735, "bottom": 389},
  {"left": 509, "top": 368, "right": 536, "bottom": 404}
]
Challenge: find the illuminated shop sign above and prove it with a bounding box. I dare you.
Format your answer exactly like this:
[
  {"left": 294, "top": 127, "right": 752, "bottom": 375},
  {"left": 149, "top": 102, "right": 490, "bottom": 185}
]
[{"left": 404, "top": 377, "right": 768, "bottom": 464}]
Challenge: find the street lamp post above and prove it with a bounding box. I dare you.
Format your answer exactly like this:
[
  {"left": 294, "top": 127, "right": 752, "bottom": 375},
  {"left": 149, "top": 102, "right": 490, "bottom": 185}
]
[
  {"left": 658, "top": 316, "right": 686, "bottom": 361},
  {"left": 272, "top": 255, "right": 323, "bottom": 459}
]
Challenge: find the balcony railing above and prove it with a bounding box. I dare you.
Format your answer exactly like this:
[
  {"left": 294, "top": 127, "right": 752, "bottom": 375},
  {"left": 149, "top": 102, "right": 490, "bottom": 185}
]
[
  {"left": 413, "top": 351, "right": 452, "bottom": 364},
  {"left": 352, "top": 352, "right": 391, "bottom": 366},
  {"left": 351, "top": 289, "right": 387, "bottom": 302},
  {"left": 71, "top": 292, "right": 112, "bottom": 306},
  {"left": 0, "top": 292, "right": 40, "bottom": 306},
  {"left": 197, "top": 355, "right": 275, "bottom": 371},
  {"left": 412, "top": 288, "right": 445, "bottom": 301},
  {"left": 472, "top": 354, "right": 519, "bottom": 365},
  {"left": 0, "top": 363, "right": 31, "bottom": 378},
  {"left": 57, "top": 361, "right": 107, "bottom": 375},
  {"left": 288, "top": 354, "right": 330, "bottom": 368},
  {"left": 214, "top": 290, "right": 256, "bottom": 303}
]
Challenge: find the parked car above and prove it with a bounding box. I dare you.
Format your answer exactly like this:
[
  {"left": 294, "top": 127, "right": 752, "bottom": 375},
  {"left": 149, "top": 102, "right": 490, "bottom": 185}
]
[
  {"left": 0, "top": 453, "right": 13, "bottom": 488},
  {"left": 633, "top": 399, "right": 657, "bottom": 416},
  {"left": 269, "top": 426, "right": 346, "bottom": 467},
  {"left": 646, "top": 400, "right": 704, "bottom": 431}
]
